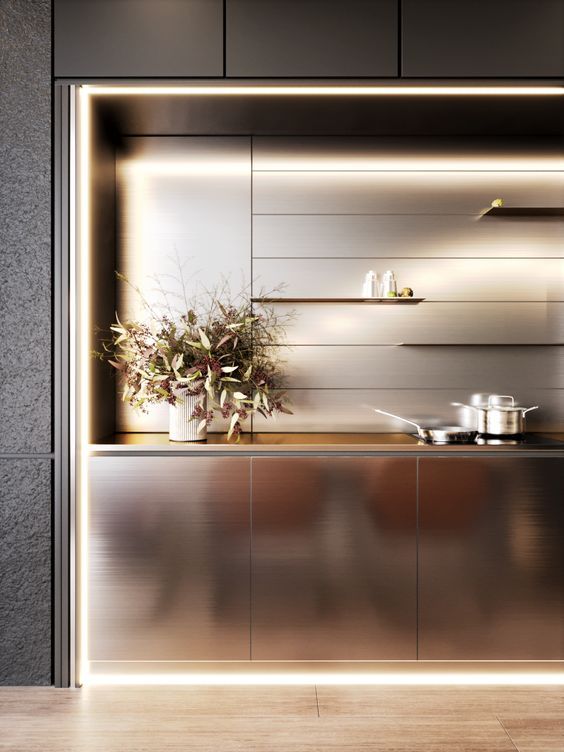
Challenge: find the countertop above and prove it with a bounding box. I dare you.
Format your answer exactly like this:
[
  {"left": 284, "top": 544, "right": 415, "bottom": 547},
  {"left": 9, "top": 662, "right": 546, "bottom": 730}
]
[{"left": 90, "top": 432, "right": 564, "bottom": 456}]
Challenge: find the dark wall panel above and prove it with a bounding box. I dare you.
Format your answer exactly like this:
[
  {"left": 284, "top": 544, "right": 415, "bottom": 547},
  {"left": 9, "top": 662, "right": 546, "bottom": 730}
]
[
  {"left": 0, "top": 460, "right": 52, "bottom": 685},
  {"left": 226, "top": 0, "right": 398, "bottom": 77},
  {"left": 0, "top": 0, "right": 52, "bottom": 687},
  {"left": 402, "top": 0, "right": 564, "bottom": 77},
  {"left": 0, "top": 0, "right": 52, "bottom": 454},
  {"left": 54, "top": 0, "right": 223, "bottom": 77}
]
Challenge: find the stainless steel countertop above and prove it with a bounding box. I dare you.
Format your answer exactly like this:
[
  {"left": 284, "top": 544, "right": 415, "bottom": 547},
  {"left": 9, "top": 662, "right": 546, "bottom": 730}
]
[{"left": 90, "top": 432, "right": 564, "bottom": 455}]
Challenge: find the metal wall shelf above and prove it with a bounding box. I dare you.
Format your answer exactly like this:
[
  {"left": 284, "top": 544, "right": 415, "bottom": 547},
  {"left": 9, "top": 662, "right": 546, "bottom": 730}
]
[
  {"left": 251, "top": 297, "right": 425, "bottom": 304},
  {"left": 483, "top": 207, "right": 564, "bottom": 217}
]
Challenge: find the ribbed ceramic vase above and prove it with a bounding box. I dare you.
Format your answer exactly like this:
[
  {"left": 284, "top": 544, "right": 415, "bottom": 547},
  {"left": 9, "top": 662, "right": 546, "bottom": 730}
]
[{"left": 169, "top": 387, "right": 207, "bottom": 442}]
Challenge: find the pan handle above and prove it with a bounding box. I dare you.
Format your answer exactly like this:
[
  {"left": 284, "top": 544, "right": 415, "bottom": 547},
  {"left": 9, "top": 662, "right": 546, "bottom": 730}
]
[
  {"left": 451, "top": 401, "right": 477, "bottom": 411},
  {"left": 522, "top": 405, "right": 539, "bottom": 415},
  {"left": 374, "top": 409, "right": 422, "bottom": 432}
]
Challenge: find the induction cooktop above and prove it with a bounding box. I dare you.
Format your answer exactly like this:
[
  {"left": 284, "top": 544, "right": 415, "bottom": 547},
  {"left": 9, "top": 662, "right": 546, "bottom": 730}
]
[{"left": 412, "top": 433, "right": 564, "bottom": 447}]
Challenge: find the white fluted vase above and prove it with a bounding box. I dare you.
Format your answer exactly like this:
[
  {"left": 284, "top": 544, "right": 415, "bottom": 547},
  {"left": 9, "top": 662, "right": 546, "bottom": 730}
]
[{"left": 169, "top": 387, "right": 207, "bottom": 442}]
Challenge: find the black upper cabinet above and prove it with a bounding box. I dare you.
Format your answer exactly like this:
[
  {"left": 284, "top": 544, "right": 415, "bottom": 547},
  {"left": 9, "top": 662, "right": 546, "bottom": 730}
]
[
  {"left": 54, "top": 0, "right": 223, "bottom": 78},
  {"left": 226, "top": 0, "right": 398, "bottom": 78},
  {"left": 402, "top": 0, "right": 564, "bottom": 77}
]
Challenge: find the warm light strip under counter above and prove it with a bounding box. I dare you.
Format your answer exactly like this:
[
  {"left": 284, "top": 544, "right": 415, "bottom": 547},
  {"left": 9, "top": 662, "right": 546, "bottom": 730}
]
[{"left": 83, "top": 85, "right": 564, "bottom": 96}]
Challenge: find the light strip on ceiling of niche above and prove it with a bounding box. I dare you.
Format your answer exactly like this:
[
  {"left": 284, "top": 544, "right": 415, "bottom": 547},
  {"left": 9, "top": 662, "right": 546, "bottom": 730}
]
[{"left": 83, "top": 85, "right": 564, "bottom": 96}]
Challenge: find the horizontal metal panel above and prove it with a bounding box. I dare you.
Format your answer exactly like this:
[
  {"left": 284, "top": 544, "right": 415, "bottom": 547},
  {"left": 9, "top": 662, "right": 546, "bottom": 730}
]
[
  {"left": 254, "top": 258, "right": 564, "bottom": 301},
  {"left": 88, "top": 456, "right": 250, "bottom": 661},
  {"left": 253, "top": 389, "right": 564, "bottom": 433},
  {"left": 253, "top": 171, "right": 564, "bottom": 215},
  {"left": 266, "top": 302, "right": 564, "bottom": 345},
  {"left": 253, "top": 215, "right": 564, "bottom": 259},
  {"left": 252, "top": 457, "right": 416, "bottom": 660},
  {"left": 117, "top": 137, "right": 251, "bottom": 322},
  {"left": 253, "top": 136, "right": 564, "bottom": 171},
  {"left": 115, "top": 136, "right": 251, "bottom": 433},
  {"left": 281, "top": 346, "right": 564, "bottom": 390}
]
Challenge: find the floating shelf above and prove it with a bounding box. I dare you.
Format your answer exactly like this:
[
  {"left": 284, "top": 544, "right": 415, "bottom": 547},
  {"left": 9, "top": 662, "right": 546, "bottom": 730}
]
[
  {"left": 483, "top": 207, "right": 564, "bottom": 217},
  {"left": 251, "top": 297, "right": 425, "bottom": 304}
]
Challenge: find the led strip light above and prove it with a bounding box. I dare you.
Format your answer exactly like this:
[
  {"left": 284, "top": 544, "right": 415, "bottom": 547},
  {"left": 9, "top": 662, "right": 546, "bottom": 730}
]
[
  {"left": 84, "top": 85, "right": 564, "bottom": 96},
  {"left": 76, "top": 83, "right": 564, "bottom": 686}
]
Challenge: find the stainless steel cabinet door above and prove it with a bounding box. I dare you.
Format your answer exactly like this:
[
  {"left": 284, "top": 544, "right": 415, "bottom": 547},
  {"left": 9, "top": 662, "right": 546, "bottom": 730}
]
[
  {"left": 226, "top": 0, "right": 398, "bottom": 77},
  {"left": 402, "top": 0, "right": 564, "bottom": 77},
  {"left": 251, "top": 457, "right": 417, "bottom": 660},
  {"left": 88, "top": 457, "right": 250, "bottom": 661},
  {"left": 419, "top": 457, "right": 564, "bottom": 659}
]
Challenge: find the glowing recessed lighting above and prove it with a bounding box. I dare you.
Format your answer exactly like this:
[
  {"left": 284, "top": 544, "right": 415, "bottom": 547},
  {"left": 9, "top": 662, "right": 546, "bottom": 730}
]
[
  {"left": 78, "top": 85, "right": 91, "bottom": 687},
  {"left": 82, "top": 85, "right": 564, "bottom": 97},
  {"left": 85, "top": 671, "right": 564, "bottom": 687}
]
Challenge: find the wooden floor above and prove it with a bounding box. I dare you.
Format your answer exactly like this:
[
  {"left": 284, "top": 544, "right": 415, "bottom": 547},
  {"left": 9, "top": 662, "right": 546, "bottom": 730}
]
[{"left": 0, "top": 686, "right": 563, "bottom": 751}]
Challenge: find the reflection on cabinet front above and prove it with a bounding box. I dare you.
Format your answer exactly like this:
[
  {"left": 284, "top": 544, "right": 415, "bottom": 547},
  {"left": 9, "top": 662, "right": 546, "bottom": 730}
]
[{"left": 251, "top": 457, "right": 417, "bottom": 660}]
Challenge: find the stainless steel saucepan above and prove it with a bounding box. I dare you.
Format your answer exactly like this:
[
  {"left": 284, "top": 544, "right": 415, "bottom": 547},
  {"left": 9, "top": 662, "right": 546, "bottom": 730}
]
[
  {"left": 454, "top": 395, "right": 538, "bottom": 436},
  {"left": 374, "top": 409, "right": 478, "bottom": 444}
]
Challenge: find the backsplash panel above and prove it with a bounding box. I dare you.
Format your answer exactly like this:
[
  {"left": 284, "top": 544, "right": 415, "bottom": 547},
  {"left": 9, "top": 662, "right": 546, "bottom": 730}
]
[
  {"left": 254, "top": 258, "right": 564, "bottom": 300},
  {"left": 253, "top": 215, "right": 564, "bottom": 258},
  {"left": 280, "top": 346, "right": 564, "bottom": 390},
  {"left": 252, "top": 389, "right": 563, "bottom": 433},
  {"left": 263, "top": 303, "right": 564, "bottom": 345},
  {"left": 116, "top": 135, "right": 563, "bottom": 433}
]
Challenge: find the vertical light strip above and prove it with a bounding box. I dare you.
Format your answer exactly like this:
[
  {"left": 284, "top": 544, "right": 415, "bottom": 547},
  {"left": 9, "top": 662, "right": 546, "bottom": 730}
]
[
  {"left": 68, "top": 85, "right": 77, "bottom": 687},
  {"left": 78, "top": 86, "right": 91, "bottom": 686}
]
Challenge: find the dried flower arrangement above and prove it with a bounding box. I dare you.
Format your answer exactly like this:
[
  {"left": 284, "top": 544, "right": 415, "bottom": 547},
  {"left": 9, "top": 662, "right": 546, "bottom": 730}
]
[{"left": 95, "top": 273, "right": 293, "bottom": 441}]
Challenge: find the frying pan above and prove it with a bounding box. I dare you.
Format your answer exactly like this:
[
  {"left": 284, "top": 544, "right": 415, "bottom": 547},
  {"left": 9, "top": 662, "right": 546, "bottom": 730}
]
[{"left": 374, "top": 409, "right": 478, "bottom": 444}]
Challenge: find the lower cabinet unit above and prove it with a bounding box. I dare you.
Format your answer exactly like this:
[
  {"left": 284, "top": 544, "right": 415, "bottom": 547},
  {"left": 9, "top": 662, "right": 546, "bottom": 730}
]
[
  {"left": 419, "top": 457, "right": 564, "bottom": 660},
  {"left": 88, "top": 456, "right": 250, "bottom": 661},
  {"left": 251, "top": 457, "right": 417, "bottom": 660}
]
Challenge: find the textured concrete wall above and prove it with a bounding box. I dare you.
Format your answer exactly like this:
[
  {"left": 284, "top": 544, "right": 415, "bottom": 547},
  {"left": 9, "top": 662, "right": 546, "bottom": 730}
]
[
  {"left": 0, "top": 0, "right": 52, "bottom": 453},
  {"left": 0, "top": 0, "right": 52, "bottom": 685},
  {"left": 0, "top": 461, "right": 52, "bottom": 685}
]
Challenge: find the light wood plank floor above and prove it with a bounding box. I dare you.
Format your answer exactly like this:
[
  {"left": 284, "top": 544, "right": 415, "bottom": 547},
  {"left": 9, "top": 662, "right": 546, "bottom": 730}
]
[{"left": 0, "top": 686, "right": 563, "bottom": 751}]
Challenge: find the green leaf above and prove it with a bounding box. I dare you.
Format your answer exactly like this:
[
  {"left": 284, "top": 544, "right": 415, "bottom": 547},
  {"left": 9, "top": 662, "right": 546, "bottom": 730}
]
[
  {"left": 197, "top": 418, "right": 207, "bottom": 433},
  {"left": 227, "top": 412, "right": 239, "bottom": 440},
  {"left": 220, "top": 389, "right": 227, "bottom": 408},
  {"left": 220, "top": 376, "right": 241, "bottom": 383},
  {"left": 199, "top": 329, "right": 211, "bottom": 350},
  {"left": 221, "top": 365, "right": 239, "bottom": 373},
  {"left": 233, "top": 391, "right": 247, "bottom": 400}
]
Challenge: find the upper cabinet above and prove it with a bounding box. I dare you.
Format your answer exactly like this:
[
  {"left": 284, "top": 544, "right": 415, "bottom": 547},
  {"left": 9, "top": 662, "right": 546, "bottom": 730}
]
[
  {"left": 402, "top": 0, "right": 564, "bottom": 77},
  {"left": 54, "top": 0, "right": 223, "bottom": 78},
  {"left": 226, "top": 0, "right": 398, "bottom": 77}
]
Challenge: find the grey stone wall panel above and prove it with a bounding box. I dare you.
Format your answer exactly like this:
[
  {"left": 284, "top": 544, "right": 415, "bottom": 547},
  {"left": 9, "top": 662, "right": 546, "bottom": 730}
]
[{"left": 0, "top": 459, "right": 51, "bottom": 685}]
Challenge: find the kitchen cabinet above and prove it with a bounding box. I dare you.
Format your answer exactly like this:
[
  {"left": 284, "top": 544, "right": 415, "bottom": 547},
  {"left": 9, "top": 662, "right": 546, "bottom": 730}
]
[
  {"left": 88, "top": 456, "right": 250, "bottom": 661},
  {"left": 419, "top": 457, "right": 564, "bottom": 659},
  {"left": 54, "top": 0, "right": 223, "bottom": 78},
  {"left": 226, "top": 0, "right": 398, "bottom": 78},
  {"left": 402, "top": 0, "right": 564, "bottom": 77},
  {"left": 251, "top": 457, "right": 417, "bottom": 659}
]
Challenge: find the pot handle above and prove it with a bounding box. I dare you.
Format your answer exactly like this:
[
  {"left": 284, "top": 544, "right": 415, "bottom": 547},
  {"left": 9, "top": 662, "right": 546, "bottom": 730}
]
[
  {"left": 522, "top": 405, "right": 539, "bottom": 415},
  {"left": 488, "top": 395, "right": 515, "bottom": 408}
]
